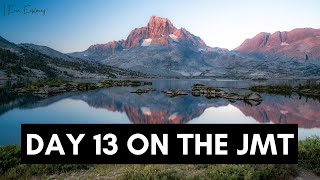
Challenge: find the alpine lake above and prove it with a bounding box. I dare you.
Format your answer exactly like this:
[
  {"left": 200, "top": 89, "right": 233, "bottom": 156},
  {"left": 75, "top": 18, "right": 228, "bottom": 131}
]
[{"left": 0, "top": 79, "right": 319, "bottom": 145}]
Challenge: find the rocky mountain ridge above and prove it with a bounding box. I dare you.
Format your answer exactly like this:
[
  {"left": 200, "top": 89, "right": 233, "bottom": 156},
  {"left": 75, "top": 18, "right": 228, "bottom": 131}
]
[
  {"left": 234, "top": 28, "right": 320, "bottom": 60},
  {"left": 2, "top": 16, "right": 320, "bottom": 79},
  {"left": 67, "top": 16, "right": 320, "bottom": 78},
  {"left": 0, "top": 36, "right": 150, "bottom": 79},
  {"left": 69, "top": 16, "right": 208, "bottom": 62},
  {"left": 19, "top": 43, "right": 74, "bottom": 61}
]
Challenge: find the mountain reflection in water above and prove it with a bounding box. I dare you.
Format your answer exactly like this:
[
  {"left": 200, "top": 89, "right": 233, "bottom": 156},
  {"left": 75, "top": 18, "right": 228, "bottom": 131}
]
[{"left": 0, "top": 79, "right": 319, "bottom": 145}]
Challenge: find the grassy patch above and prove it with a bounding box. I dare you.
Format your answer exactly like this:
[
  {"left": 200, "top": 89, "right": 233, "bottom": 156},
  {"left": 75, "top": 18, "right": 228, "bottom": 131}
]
[
  {"left": 250, "top": 85, "right": 293, "bottom": 95},
  {"left": 0, "top": 145, "right": 91, "bottom": 179},
  {"left": 0, "top": 145, "right": 20, "bottom": 173},
  {"left": 298, "top": 136, "right": 320, "bottom": 175},
  {"left": 120, "top": 164, "right": 297, "bottom": 180},
  {"left": 250, "top": 83, "right": 320, "bottom": 98},
  {"left": 27, "top": 79, "right": 69, "bottom": 89},
  {"left": 1, "top": 137, "right": 320, "bottom": 179},
  {"left": 297, "top": 83, "right": 320, "bottom": 91}
]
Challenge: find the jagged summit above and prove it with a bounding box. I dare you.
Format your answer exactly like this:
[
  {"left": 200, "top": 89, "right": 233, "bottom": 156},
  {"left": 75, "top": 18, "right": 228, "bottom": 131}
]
[
  {"left": 146, "top": 16, "right": 176, "bottom": 38},
  {"left": 123, "top": 15, "right": 205, "bottom": 48},
  {"left": 70, "top": 16, "right": 207, "bottom": 61}
]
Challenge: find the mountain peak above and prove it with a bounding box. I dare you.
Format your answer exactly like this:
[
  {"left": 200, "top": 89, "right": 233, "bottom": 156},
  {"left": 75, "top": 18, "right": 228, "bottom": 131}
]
[
  {"left": 122, "top": 16, "right": 205, "bottom": 48},
  {"left": 146, "top": 16, "right": 176, "bottom": 39},
  {"left": 148, "top": 16, "right": 173, "bottom": 28},
  {"left": 71, "top": 16, "right": 207, "bottom": 61},
  {"left": 148, "top": 16, "right": 171, "bottom": 24}
]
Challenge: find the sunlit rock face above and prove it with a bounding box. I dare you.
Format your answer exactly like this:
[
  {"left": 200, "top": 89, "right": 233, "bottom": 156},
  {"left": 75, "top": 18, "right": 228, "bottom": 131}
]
[
  {"left": 124, "top": 16, "right": 175, "bottom": 47},
  {"left": 123, "top": 16, "right": 206, "bottom": 48},
  {"left": 70, "top": 16, "right": 207, "bottom": 62},
  {"left": 68, "top": 18, "right": 320, "bottom": 78},
  {"left": 235, "top": 28, "right": 320, "bottom": 61}
]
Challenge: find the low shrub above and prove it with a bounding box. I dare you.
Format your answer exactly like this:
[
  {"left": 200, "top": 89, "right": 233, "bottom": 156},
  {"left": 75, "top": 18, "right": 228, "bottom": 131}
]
[
  {"left": 0, "top": 145, "right": 91, "bottom": 179},
  {"left": 298, "top": 136, "right": 320, "bottom": 175},
  {"left": 1, "top": 137, "right": 320, "bottom": 179}
]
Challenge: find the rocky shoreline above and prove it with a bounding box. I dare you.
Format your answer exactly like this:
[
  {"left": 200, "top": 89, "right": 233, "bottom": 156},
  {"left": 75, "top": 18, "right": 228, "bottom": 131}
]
[
  {"left": 13, "top": 80, "right": 320, "bottom": 103},
  {"left": 131, "top": 88, "right": 156, "bottom": 94},
  {"left": 129, "top": 83, "right": 262, "bottom": 102},
  {"left": 13, "top": 79, "right": 152, "bottom": 96},
  {"left": 162, "top": 84, "right": 262, "bottom": 102}
]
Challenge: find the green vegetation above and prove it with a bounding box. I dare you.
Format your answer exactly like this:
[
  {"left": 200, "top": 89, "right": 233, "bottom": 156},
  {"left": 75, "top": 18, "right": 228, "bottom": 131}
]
[
  {"left": 0, "top": 48, "right": 149, "bottom": 79},
  {"left": 120, "top": 164, "right": 297, "bottom": 180},
  {"left": 0, "top": 145, "right": 20, "bottom": 173},
  {"left": 298, "top": 136, "right": 320, "bottom": 175},
  {"left": 192, "top": 83, "right": 206, "bottom": 87},
  {"left": 296, "top": 83, "right": 320, "bottom": 98},
  {"left": 250, "top": 85, "right": 293, "bottom": 95},
  {"left": 1, "top": 137, "right": 319, "bottom": 179},
  {"left": 297, "top": 82, "right": 320, "bottom": 91},
  {"left": 206, "top": 86, "right": 222, "bottom": 92},
  {"left": 46, "top": 79, "right": 69, "bottom": 87},
  {"left": 131, "top": 88, "right": 157, "bottom": 94},
  {"left": 0, "top": 145, "right": 90, "bottom": 179},
  {"left": 28, "top": 79, "right": 69, "bottom": 89},
  {"left": 131, "top": 88, "right": 148, "bottom": 94},
  {"left": 190, "top": 83, "right": 262, "bottom": 102},
  {"left": 14, "top": 79, "right": 153, "bottom": 95},
  {"left": 243, "top": 92, "right": 253, "bottom": 99},
  {"left": 250, "top": 83, "right": 320, "bottom": 98},
  {"left": 99, "top": 80, "right": 144, "bottom": 87},
  {"left": 0, "top": 48, "right": 57, "bottom": 79},
  {"left": 192, "top": 83, "right": 209, "bottom": 91}
]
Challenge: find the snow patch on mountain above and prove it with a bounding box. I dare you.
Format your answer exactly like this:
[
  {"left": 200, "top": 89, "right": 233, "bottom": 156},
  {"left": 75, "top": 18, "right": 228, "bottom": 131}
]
[
  {"left": 141, "top": 39, "right": 152, "bottom": 46},
  {"left": 169, "top": 34, "right": 179, "bottom": 42},
  {"left": 281, "top": 42, "right": 289, "bottom": 46},
  {"left": 141, "top": 107, "right": 151, "bottom": 115}
]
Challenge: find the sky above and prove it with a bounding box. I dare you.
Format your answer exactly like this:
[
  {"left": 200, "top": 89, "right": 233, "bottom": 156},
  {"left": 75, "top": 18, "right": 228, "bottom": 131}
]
[{"left": 0, "top": 0, "right": 319, "bottom": 53}]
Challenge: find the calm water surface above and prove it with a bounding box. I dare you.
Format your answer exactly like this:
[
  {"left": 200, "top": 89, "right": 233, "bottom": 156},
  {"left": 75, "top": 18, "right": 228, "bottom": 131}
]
[{"left": 0, "top": 79, "right": 319, "bottom": 145}]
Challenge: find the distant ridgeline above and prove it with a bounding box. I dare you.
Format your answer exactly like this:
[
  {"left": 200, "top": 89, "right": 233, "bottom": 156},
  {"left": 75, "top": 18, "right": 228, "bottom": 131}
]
[
  {"left": 0, "top": 36, "right": 150, "bottom": 80},
  {"left": 1, "top": 17, "right": 320, "bottom": 79},
  {"left": 68, "top": 16, "right": 320, "bottom": 79}
]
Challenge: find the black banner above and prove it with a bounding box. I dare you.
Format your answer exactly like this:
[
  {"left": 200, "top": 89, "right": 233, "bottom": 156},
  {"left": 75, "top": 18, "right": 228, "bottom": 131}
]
[{"left": 21, "top": 124, "right": 298, "bottom": 164}]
